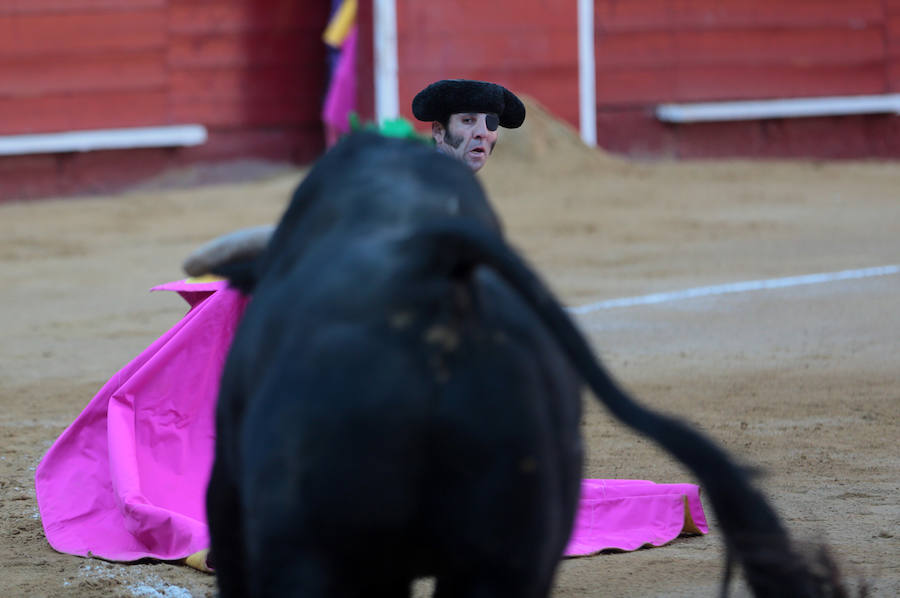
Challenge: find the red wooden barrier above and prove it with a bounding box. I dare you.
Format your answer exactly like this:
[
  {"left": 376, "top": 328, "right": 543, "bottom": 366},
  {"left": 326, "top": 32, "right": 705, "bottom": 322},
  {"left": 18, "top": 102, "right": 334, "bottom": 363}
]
[
  {"left": 0, "top": 0, "right": 329, "bottom": 201},
  {"left": 3, "top": 0, "right": 900, "bottom": 201}
]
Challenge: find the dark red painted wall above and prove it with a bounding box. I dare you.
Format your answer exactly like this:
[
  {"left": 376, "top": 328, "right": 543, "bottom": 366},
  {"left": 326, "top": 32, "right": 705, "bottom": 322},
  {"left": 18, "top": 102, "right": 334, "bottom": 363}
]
[
  {"left": 381, "top": 0, "right": 899, "bottom": 158},
  {"left": 0, "top": 0, "right": 329, "bottom": 201},
  {"left": 593, "top": 0, "right": 900, "bottom": 157},
  {"left": 355, "top": 0, "right": 375, "bottom": 124},
  {"left": 0, "top": 1, "right": 169, "bottom": 134},
  {"left": 393, "top": 1, "right": 580, "bottom": 131},
  {"left": 169, "top": 0, "right": 328, "bottom": 163}
]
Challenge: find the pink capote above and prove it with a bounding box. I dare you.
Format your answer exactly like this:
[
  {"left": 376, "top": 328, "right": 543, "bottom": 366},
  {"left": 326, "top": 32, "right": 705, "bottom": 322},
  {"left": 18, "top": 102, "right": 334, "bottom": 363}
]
[
  {"left": 35, "top": 280, "right": 248, "bottom": 561},
  {"left": 35, "top": 280, "right": 706, "bottom": 562},
  {"left": 564, "top": 479, "right": 707, "bottom": 555}
]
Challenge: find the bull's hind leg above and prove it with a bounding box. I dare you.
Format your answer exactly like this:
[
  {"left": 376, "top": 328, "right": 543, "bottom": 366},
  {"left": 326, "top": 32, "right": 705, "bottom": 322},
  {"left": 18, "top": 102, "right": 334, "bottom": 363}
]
[{"left": 206, "top": 460, "right": 248, "bottom": 598}]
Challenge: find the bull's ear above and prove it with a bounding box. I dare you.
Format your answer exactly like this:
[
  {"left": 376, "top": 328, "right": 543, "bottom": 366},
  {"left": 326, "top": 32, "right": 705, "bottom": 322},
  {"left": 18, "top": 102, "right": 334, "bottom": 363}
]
[{"left": 210, "top": 258, "right": 259, "bottom": 295}]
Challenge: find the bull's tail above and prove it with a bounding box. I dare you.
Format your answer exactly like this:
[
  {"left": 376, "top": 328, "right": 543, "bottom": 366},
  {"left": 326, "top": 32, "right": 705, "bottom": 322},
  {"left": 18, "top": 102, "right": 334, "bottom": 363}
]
[{"left": 406, "top": 221, "right": 849, "bottom": 598}]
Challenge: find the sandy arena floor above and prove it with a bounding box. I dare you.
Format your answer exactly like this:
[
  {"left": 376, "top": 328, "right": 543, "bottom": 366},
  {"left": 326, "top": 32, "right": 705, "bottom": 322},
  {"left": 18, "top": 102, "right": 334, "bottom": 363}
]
[{"left": 1, "top": 105, "right": 898, "bottom": 596}]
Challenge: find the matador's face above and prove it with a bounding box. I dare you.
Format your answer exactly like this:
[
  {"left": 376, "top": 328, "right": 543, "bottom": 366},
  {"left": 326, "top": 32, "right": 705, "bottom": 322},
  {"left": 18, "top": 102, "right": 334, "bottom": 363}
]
[{"left": 432, "top": 112, "right": 499, "bottom": 173}]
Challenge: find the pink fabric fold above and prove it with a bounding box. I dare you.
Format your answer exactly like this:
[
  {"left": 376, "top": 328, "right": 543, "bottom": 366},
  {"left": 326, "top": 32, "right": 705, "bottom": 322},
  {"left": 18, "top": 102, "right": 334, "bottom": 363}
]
[
  {"left": 564, "top": 479, "right": 708, "bottom": 556},
  {"left": 35, "top": 281, "right": 707, "bottom": 562},
  {"left": 35, "top": 280, "right": 247, "bottom": 561}
]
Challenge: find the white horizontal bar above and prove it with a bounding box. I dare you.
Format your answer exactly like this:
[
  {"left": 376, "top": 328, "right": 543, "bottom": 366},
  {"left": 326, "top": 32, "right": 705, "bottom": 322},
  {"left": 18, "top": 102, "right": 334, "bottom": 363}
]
[
  {"left": 569, "top": 265, "right": 900, "bottom": 315},
  {"left": 0, "top": 125, "right": 208, "bottom": 156},
  {"left": 656, "top": 94, "right": 900, "bottom": 123}
]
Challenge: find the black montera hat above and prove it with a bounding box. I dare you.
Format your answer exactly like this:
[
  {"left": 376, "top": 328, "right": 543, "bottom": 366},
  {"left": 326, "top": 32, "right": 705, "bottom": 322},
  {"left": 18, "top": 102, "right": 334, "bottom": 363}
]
[{"left": 412, "top": 79, "right": 526, "bottom": 129}]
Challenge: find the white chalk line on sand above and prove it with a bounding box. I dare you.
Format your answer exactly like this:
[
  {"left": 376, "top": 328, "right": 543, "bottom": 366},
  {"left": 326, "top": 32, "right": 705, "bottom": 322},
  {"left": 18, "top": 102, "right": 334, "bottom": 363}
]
[{"left": 568, "top": 265, "right": 900, "bottom": 315}]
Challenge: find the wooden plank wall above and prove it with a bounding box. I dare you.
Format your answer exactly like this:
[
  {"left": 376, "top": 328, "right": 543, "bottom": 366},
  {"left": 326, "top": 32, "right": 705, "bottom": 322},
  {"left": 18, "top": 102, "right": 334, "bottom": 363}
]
[
  {"left": 887, "top": 0, "right": 900, "bottom": 90},
  {"left": 393, "top": 0, "right": 580, "bottom": 131},
  {"left": 355, "top": 0, "right": 375, "bottom": 124},
  {"left": 4, "top": 1, "right": 899, "bottom": 200},
  {"left": 167, "top": 0, "right": 328, "bottom": 162},
  {"left": 0, "top": 0, "right": 330, "bottom": 201},
  {"left": 374, "top": 0, "right": 899, "bottom": 158},
  {"left": 594, "top": 0, "right": 887, "bottom": 103},
  {"left": 0, "top": 0, "right": 169, "bottom": 134},
  {"left": 593, "top": 0, "right": 900, "bottom": 157}
]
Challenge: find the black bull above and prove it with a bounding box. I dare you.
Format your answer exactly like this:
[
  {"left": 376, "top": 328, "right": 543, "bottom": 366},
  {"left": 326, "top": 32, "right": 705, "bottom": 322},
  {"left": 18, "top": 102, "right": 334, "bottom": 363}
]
[{"left": 207, "top": 132, "right": 845, "bottom": 597}]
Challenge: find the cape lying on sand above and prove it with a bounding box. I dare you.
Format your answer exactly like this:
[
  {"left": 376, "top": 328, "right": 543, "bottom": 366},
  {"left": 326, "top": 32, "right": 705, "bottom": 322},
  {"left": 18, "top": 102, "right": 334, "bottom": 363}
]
[{"left": 34, "top": 279, "right": 707, "bottom": 565}]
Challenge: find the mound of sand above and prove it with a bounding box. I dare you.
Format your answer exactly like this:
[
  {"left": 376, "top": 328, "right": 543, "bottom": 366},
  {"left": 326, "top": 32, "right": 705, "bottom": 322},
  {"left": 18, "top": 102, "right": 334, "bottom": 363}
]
[{"left": 487, "top": 95, "right": 623, "bottom": 176}]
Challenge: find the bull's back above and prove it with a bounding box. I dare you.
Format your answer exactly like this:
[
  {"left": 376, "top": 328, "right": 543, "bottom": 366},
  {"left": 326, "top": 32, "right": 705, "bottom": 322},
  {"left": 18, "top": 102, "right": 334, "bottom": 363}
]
[{"left": 227, "top": 236, "right": 582, "bottom": 579}]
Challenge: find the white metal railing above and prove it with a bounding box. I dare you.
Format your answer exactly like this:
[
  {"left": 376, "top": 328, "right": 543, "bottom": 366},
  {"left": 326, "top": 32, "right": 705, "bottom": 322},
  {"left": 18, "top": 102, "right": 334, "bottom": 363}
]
[
  {"left": 656, "top": 94, "right": 900, "bottom": 123},
  {"left": 0, "top": 125, "right": 208, "bottom": 156}
]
